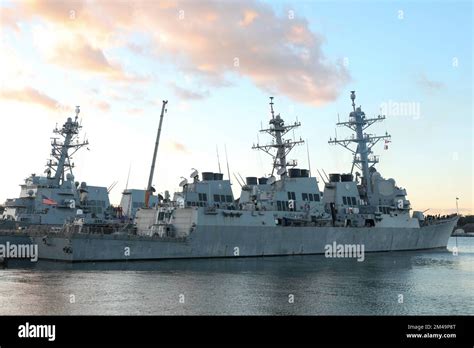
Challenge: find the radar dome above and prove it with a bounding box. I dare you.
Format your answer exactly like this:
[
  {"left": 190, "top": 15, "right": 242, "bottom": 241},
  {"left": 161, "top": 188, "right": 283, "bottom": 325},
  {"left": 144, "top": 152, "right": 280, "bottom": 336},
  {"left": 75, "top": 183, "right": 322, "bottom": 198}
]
[{"left": 371, "top": 172, "right": 382, "bottom": 183}]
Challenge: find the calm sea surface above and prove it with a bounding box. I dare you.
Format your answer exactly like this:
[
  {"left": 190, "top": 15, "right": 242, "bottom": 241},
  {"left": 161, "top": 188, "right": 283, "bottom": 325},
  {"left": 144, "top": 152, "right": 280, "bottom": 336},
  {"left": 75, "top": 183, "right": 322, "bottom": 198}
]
[{"left": 0, "top": 237, "right": 472, "bottom": 315}]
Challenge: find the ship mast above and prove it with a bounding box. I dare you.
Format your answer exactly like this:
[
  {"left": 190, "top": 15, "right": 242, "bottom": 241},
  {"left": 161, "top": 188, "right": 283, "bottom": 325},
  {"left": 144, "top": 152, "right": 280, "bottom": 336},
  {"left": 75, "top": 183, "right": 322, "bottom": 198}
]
[
  {"left": 252, "top": 97, "right": 304, "bottom": 178},
  {"left": 46, "top": 106, "right": 88, "bottom": 187},
  {"left": 145, "top": 100, "right": 168, "bottom": 208},
  {"left": 328, "top": 91, "right": 390, "bottom": 196}
]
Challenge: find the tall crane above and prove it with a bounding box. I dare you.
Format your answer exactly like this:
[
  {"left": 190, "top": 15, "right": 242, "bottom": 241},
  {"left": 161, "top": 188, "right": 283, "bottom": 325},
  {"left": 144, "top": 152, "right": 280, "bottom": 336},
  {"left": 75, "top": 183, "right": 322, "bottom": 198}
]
[{"left": 145, "top": 100, "right": 168, "bottom": 208}]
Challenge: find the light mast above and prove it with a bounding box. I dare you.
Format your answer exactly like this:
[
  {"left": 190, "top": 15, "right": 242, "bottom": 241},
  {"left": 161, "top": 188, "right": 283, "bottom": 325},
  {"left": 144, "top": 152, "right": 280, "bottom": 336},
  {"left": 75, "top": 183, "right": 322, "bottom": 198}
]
[
  {"left": 252, "top": 97, "right": 304, "bottom": 178},
  {"left": 328, "top": 91, "right": 391, "bottom": 197},
  {"left": 47, "top": 106, "right": 88, "bottom": 187}
]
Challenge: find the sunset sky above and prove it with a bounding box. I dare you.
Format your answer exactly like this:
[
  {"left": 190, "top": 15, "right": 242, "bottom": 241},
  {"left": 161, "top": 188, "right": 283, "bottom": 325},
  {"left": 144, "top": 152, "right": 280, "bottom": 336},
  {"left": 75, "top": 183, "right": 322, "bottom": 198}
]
[{"left": 0, "top": 0, "right": 472, "bottom": 215}]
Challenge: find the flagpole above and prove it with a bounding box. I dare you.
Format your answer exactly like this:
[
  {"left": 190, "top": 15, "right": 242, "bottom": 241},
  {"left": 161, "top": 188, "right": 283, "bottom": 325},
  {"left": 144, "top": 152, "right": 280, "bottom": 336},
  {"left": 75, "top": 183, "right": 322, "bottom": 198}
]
[{"left": 455, "top": 197, "right": 459, "bottom": 251}]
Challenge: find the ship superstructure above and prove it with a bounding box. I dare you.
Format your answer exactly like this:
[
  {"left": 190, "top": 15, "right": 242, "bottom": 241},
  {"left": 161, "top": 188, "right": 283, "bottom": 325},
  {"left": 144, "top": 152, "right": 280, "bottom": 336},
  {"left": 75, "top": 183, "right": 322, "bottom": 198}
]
[
  {"left": 1, "top": 107, "right": 116, "bottom": 226},
  {"left": 324, "top": 91, "right": 415, "bottom": 228},
  {"left": 134, "top": 93, "right": 445, "bottom": 235}
]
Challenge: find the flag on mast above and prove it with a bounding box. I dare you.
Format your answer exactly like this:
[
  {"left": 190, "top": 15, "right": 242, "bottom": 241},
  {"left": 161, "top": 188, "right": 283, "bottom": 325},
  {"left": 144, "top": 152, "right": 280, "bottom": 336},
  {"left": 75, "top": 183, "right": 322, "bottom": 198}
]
[{"left": 42, "top": 195, "right": 57, "bottom": 205}]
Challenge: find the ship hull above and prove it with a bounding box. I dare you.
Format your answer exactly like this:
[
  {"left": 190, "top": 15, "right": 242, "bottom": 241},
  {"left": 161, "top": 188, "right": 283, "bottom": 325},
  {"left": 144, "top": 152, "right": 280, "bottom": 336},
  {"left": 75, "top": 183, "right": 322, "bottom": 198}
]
[{"left": 0, "top": 218, "right": 457, "bottom": 262}]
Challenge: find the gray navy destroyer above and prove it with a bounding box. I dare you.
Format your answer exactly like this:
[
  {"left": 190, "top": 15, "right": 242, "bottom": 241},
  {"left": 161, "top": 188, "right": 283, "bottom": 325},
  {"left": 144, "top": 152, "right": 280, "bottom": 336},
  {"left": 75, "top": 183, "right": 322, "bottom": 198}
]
[
  {"left": 0, "top": 92, "right": 458, "bottom": 261},
  {"left": 0, "top": 107, "right": 118, "bottom": 227},
  {"left": 0, "top": 106, "right": 157, "bottom": 229}
]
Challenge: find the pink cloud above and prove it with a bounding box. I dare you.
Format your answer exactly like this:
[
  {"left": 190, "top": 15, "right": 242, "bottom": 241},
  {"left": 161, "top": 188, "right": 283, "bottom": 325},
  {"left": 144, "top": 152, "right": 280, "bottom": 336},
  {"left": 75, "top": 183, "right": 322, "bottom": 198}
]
[
  {"left": 0, "top": 86, "right": 60, "bottom": 110},
  {"left": 170, "top": 83, "right": 209, "bottom": 100},
  {"left": 45, "top": 33, "right": 149, "bottom": 82},
  {"left": 92, "top": 100, "right": 110, "bottom": 111},
  {"left": 171, "top": 141, "right": 189, "bottom": 153},
  {"left": 4, "top": 0, "right": 350, "bottom": 105}
]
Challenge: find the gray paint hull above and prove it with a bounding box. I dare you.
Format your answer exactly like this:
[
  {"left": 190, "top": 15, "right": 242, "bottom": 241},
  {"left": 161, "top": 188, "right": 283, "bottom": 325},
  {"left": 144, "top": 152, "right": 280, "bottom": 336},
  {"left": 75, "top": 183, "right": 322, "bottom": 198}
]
[{"left": 0, "top": 218, "right": 456, "bottom": 262}]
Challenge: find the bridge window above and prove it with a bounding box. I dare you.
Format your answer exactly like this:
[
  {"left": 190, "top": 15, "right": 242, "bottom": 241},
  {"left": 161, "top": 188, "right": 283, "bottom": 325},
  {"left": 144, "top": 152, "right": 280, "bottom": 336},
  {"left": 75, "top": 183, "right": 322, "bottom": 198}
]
[
  {"left": 220, "top": 195, "right": 226, "bottom": 202},
  {"left": 214, "top": 194, "right": 220, "bottom": 202},
  {"left": 301, "top": 193, "right": 320, "bottom": 202},
  {"left": 342, "top": 196, "right": 356, "bottom": 206},
  {"left": 287, "top": 192, "right": 296, "bottom": 200},
  {"left": 276, "top": 200, "right": 290, "bottom": 211},
  {"left": 226, "top": 195, "right": 233, "bottom": 203}
]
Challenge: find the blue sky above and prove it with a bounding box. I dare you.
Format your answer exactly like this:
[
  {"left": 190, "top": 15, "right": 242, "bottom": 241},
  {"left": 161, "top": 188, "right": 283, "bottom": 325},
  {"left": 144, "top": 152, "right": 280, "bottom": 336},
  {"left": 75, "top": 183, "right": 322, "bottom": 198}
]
[{"left": 0, "top": 0, "right": 472, "bottom": 214}]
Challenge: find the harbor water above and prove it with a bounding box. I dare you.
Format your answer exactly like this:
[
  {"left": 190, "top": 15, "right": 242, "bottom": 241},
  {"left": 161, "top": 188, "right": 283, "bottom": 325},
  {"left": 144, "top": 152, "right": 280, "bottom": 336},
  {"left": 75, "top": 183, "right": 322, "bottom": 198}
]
[{"left": 0, "top": 237, "right": 472, "bottom": 315}]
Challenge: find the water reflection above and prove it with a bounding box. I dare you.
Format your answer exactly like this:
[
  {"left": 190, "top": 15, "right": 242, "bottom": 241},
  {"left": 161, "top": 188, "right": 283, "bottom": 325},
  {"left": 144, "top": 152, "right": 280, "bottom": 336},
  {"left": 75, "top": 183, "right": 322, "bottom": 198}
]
[{"left": 0, "top": 238, "right": 472, "bottom": 315}]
